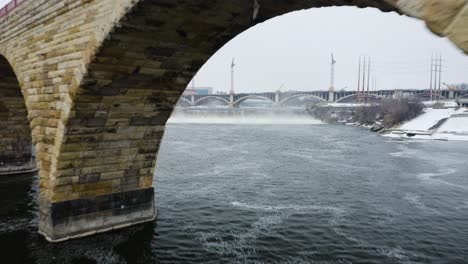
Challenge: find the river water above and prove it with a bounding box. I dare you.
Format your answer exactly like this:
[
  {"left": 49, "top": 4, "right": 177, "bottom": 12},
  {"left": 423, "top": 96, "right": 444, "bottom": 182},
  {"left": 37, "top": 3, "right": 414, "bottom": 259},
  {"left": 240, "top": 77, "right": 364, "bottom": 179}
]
[{"left": 1, "top": 118, "right": 468, "bottom": 263}]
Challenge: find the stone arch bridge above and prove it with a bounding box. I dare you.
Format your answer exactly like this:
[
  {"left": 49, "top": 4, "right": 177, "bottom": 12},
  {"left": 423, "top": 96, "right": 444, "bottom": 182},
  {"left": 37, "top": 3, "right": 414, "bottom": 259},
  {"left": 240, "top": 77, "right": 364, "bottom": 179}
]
[
  {"left": 179, "top": 89, "right": 464, "bottom": 107},
  {"left": 0, "top": 0, "right": 467, "bottom": 242},
  {"left": 181, "top": 91, "right": 336, "bottom": 107}
]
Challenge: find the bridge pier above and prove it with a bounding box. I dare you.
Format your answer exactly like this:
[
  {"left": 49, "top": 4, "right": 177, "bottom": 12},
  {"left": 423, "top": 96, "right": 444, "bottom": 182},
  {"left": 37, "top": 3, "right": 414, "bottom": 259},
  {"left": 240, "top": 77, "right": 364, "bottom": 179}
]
[{"left": 0, "top": 0, "right": 467, "bottom": 243}]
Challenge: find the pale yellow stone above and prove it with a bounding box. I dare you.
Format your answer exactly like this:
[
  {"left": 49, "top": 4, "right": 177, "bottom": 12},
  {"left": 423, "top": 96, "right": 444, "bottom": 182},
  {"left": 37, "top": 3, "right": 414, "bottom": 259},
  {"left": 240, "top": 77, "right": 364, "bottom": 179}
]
[{"left": 445, "top": 4, "right": 468, "bottom": 54}]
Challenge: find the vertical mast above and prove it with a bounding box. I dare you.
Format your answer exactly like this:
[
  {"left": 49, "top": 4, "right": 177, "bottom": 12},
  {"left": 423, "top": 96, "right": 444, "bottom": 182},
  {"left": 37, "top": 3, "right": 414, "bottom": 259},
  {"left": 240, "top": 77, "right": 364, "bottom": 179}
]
[
  {"left": 357, "top": 56, "right": 362, "bottom": 102},
  {"left": 366, "top": 57, "right": 371, "bottom": 101},
  {"left": 329, "top": 53, "right": 336, "bottom": 93},
  {"left": 433, "top": 55, "right": 438, "bottom": 101},
  {"left": 362, "top": 57, "right": 367, "bottom": 103},
  {"left": 230, "top": 58, "right": 235, "bottom": 94},
  {"left": 373, "top": 76, "right": 377, "bottom": 93},
  {"left": 429, "top": 54, "right": 434, "bottom": 101},
  {"left": 438, "top": 54, "right": 442, "bottom": 100}
]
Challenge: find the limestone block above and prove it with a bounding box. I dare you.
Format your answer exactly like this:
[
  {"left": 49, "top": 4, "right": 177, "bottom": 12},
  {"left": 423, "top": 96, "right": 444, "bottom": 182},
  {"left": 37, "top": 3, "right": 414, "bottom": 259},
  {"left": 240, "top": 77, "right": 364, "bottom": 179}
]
[
  {"left": 397, "top": 0, "right": 468, "bottom": 39},
  {"left": 445, "top": 4, "right": 468, "bottom": 54}
]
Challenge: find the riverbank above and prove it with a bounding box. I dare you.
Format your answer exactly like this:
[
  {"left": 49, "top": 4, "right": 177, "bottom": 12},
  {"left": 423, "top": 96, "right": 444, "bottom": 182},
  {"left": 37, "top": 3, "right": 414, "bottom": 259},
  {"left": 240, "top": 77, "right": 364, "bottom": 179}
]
[
  {"left": 383, "top": 107, "right": 468, "bottom": 141},
  {"left": 307, "top": 100, "right": 468, "bottom": 141}
]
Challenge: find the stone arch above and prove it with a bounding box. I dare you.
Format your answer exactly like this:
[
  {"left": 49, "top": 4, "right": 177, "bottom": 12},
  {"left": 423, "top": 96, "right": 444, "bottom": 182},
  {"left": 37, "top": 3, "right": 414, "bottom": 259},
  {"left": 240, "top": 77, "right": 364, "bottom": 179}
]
[
  {"left": 279, "top": 94, "right": 327, "bottom": 105},
  {"left": 335, "top": 94, "right": 384, "bottom": 103},
  {"left": 0, "top": 54, "right": 33, "bottom": 170},
  {"left": 194, "top": 96, "right": 230, "bottom": 106},
  {"left": 233, "top": 95, "right": 275, "bottom": 107},
  {"left": 177, "top": 97, "right": 193, "bottom": 106},
  {"left": 6, "top": 0, "right": 462, "bottom": 242}
]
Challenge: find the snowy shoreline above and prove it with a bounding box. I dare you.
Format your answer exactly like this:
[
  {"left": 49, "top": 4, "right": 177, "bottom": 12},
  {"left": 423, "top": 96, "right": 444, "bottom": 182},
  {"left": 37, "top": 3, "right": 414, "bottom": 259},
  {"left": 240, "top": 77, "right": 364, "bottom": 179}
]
[{"left": 381, "top": 104, "right": 468, "bottom": 141}]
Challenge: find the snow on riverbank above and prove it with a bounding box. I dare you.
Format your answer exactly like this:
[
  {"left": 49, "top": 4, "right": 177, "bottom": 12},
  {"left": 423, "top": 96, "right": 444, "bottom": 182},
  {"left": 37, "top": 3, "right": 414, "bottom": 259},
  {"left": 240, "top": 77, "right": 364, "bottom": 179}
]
[
  {"left": 383, "top": 105, "right": 468, "bottom": 141},
  {"left": 398, "top": 108, "right": 456, "bottom": 131}
]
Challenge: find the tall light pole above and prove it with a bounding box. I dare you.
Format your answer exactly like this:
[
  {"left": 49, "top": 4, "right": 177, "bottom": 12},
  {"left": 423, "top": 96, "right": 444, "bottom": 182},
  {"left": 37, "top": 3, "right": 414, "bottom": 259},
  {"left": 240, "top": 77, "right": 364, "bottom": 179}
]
[
  {"left": 329, "top": 53, "right": 336, "bottom": 93},
  {"left": 430, "top": 55, "right": 434, "bottom": 101},
  {"left": 433, "top": 54, "right": 439, "bottom": 101},
  {"left": 366, "top": 57, "right": 371, "bottom": 101},
  {"left": 230, "top": 58, "right": 235, "bottom": 95},
  {"left": 438, "top": 54, "right": 442, "bottom": 100},
  {"left": 329, "top": 53, "right": 336, "bottom": 102},
  {"left": 362, "top": 57, "right": 367, "bottom": 103},
  {"left": 357, "top": 56, "right": 362, "bottom": 102}
]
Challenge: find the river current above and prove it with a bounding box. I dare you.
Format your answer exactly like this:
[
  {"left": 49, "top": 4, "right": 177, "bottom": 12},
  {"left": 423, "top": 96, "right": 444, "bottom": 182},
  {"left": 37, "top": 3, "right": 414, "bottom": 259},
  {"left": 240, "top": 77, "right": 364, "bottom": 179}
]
[{"left": 1, "top": 120, "right": 468, "bottom": 263}]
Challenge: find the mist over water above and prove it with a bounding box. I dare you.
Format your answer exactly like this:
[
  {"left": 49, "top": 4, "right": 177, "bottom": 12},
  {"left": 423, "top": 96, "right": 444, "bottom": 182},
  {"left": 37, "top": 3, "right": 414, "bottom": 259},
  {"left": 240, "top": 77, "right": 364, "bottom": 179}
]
[
  {"left": 168, "top": 107, "right": 323, "bottom": 125},
  {"left": 1, "top": 121, "right": 468, "bottom": 263}
]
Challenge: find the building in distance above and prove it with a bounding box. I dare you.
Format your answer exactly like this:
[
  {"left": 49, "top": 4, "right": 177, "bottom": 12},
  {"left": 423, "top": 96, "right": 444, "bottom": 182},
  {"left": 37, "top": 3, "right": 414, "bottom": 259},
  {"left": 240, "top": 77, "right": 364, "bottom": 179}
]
[{"left": 183, "top": 87, "right": 214, "bottom": 96}]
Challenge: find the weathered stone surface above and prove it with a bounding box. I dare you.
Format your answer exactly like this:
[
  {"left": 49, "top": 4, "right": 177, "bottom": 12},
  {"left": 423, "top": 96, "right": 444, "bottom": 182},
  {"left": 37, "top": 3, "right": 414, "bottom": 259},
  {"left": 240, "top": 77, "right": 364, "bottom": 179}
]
[
  {"left": 396, "top": 0, "right": 429, "bottom": 18},
  {"left": 396, "top": 0, "right": 468, "bottom": 37},
  {"left": 40, "top": 188, "right": 155, "bottom": 242},
  {"left": 0, "top": 0, "right": 467, "bottom": 242},
  {"left": 422, "top": 0, "right": 467, "bottom": 36},
  {"left": 445, "top": 4, "right": 468, "bottom": 54}
]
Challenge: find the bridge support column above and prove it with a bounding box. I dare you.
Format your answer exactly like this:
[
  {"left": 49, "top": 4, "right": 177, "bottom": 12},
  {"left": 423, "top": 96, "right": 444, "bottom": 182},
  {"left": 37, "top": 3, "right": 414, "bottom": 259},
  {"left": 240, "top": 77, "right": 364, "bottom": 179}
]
[
  {"left": 393, "top": 90, "right": 403, "bottom": 100},
  {"left": 229, "top": 93, "right": 235, "bottom": 108},
  {"left": 1, "top": 0, "right": 467, "bottom": 244},
  {"left": 449, "top": 90, "right": 455, "bottom": 100},
  {"left": 38, "top": 87, "right": 165, "bottom": 242},
  {"left": 328, "top": 91, "right": 335, "bottom": 102}
]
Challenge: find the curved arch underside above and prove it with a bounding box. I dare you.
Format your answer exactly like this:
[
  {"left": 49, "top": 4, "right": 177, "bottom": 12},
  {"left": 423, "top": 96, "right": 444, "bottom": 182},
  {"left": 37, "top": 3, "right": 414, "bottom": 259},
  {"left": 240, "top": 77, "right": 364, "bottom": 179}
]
[
  {"left": 0, "top": 56, "right": 31, "bottom": 164},
  {"left": 234, "top": 96, "right": 275, "bottom": 106},
  {"left": 0, "top": 0, "right": 464, "bottom": 242},
  {"left": 336, "top": 94, "right": 383, "bottom": 103},
  {"left": 279, "top": 94, "right": 327, "bottom": 105},
  {"left": 194, "top": 96, "right": 230, "bottom": 106}
]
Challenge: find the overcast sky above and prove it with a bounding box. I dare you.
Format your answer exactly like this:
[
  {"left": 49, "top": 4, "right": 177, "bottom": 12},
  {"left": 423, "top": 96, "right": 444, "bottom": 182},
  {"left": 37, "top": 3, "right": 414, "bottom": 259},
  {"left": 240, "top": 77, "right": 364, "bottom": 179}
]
[
  {"left": 194, "top": 7, "right": 468, "bottom": 93},
  {"left": 2, "top": 1, "right": 467, "bottom": 92}
]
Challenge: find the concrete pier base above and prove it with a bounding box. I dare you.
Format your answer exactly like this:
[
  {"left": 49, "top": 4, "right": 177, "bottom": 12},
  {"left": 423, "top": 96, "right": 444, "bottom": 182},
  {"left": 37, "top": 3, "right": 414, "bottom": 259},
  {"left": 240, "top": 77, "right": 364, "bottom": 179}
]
[{"left": 38, "top": 188, "right": 156, "bottom": 242}]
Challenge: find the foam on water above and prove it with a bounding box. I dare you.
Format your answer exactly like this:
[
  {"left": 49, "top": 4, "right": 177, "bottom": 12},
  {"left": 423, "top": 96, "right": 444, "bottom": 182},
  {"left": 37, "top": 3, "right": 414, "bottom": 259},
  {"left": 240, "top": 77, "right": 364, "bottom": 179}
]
[
  {"left": 403, "top": 193, "right": 440, "bottom": 215},
  {"left": 192, "top": 212, "right": 289, "bottom": 260},
  {"left": 168, "top": 110, "right": 323, "bottom": 125},
  {"left": 389, "top": 145, "right": 419, "bottom": 158},
  {"left": 231, "top": 201, "right": 346, "bottom": 215},
  {"left": 417, "top": 168, "right": 468, "bottom": 190},
  {"left": 284, "top": 151, "right": 369, "bottom": 170}
]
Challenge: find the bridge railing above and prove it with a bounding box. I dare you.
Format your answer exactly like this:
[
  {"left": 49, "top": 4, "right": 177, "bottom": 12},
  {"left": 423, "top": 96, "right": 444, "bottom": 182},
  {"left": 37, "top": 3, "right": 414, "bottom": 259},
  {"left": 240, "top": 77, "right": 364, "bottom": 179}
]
[{"left": 0, "top": 0, "right": 25, "bottom": 18}]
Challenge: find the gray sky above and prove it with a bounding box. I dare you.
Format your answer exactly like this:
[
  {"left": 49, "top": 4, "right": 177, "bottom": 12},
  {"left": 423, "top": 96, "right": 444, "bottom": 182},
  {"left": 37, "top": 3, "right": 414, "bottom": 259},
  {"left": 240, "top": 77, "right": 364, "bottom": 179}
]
[
  {"left": 2, "top": 1, "right": 466, "bottom": 92},
  {"left": 195, "top": 7, "right": 468, "bottom": 93}
]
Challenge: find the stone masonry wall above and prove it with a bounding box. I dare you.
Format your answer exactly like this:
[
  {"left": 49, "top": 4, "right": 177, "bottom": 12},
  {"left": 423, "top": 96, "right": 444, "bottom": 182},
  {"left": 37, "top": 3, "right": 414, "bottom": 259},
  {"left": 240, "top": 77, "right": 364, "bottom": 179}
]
[{"left": 0, "top": 0, "right": 467, "bottom": 242}]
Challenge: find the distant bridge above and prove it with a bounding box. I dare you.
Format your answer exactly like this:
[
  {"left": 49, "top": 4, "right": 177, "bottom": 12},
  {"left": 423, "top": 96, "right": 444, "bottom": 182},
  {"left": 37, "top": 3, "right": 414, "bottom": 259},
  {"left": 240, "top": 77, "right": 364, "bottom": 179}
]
[
  {"left": 0, "top": 0, "right": 467, "bottom": 243},
  {"left": 178, "top": 89, "right": 467, "bottom": 107}
]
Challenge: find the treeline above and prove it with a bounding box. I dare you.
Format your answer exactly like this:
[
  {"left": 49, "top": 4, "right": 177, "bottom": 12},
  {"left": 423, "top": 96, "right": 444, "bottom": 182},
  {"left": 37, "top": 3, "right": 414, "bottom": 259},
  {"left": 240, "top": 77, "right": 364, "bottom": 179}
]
[{"left": 353, "top": 98, "right": 424, "bottom": 127}]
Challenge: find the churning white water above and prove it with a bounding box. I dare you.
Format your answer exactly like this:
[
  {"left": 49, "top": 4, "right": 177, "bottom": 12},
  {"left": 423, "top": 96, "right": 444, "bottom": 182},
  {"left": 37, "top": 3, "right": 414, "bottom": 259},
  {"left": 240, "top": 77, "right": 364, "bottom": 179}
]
[{"left": 168, "top": 107, "right": 323, "bottom": 125}]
